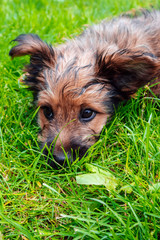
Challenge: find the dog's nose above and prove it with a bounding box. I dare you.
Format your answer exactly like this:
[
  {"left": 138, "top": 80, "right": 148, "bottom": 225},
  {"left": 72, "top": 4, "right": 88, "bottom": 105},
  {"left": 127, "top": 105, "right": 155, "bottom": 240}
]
[
  {"left": 47, "top": 152, "right": 68, "bottom": 168},
  {"left": 51, "top": 145, "right": 88, "bottom": 166},
  {"left": 45, "top": 141, "right": 89, "bottom": 168},
  {"left": 53, "top": 153, "right": 67, "bottom": 164}
]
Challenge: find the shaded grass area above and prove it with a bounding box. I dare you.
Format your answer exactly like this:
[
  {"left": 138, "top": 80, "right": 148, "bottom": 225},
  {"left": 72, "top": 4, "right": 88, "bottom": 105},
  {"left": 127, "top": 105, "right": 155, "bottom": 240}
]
[{"left": 0, "top": 0, "right": 160, "bottom": 239}]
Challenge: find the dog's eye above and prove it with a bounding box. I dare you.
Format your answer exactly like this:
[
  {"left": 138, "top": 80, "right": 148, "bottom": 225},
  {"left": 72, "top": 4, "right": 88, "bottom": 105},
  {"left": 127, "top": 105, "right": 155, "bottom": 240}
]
[
  {"left": 80, "top": 109, "right": 96, "bottom": 122},
  {"left": 41, "top": 106, "right": 54, "bottom": 120}
]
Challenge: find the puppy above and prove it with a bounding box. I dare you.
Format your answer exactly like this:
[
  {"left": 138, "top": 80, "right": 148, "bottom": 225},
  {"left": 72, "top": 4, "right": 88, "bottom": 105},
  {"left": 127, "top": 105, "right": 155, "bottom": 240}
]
[{"left": 9, "top": 10, "right": 160, "bottom": 167}]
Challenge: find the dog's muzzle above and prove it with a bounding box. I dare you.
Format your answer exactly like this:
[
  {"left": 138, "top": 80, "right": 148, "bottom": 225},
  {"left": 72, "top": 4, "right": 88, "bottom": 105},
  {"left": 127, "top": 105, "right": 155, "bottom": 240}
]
[{"left": 43, "top": 143, "right": 88, "bottom": 168}]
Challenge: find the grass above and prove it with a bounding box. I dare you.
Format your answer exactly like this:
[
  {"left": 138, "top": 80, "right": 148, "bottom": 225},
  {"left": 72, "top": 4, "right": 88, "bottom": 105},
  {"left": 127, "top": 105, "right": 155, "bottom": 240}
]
[{"left": 0, "top": 0, "right": 160, "bottom": 239}]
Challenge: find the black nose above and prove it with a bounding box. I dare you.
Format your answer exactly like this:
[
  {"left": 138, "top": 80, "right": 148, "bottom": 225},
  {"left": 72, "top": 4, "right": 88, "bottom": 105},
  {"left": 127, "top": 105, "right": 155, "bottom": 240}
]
[
  {"left": 50, "top": 152, "right": 73, "bottom": 168},
  {"left": 46, "top": 153, "right": 67, "bottom": 168},
  {"left": 43, "top": 142, "right": 89, "bottom": 168},
  {"left": 53, "top": 153, "right": 66, "bottom": 164}
]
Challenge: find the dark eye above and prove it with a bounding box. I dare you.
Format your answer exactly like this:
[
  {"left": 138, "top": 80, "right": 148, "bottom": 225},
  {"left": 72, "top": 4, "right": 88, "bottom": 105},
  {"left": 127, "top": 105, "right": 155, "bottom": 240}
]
[
  {"left": 41, "top": 106, "right": 54, "bottom": 120},
  {"left": 80, "top": 109, "right": 96, "bottom": 122}
]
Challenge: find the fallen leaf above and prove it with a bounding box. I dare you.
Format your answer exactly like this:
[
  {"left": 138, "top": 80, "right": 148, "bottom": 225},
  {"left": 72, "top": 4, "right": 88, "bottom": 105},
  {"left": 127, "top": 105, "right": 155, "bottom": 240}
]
[
  {"left": 76, "top": 164, "right": 118, "bottom": 191},
  {"left": 149, "top": 183, "right": 160, "bottom": 192},
  {"left": 119, "top": 183, "right": 135, "bottom": 193}
]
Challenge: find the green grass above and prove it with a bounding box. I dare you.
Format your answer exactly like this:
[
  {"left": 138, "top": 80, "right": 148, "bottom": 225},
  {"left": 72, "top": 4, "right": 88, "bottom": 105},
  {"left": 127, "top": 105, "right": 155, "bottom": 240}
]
[{"left": 0, "top": 0, "right": 160, "bottom": 239}]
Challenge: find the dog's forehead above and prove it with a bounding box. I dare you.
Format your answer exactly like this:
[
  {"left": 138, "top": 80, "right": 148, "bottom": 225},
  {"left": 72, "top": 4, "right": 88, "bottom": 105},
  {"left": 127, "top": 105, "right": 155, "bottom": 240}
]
[
  {"left": 37, "top": 46, "right": 110, "bottom": 113},
  {"left": 42, "top": 55, "right": 94, "bottom": 91},
  {"left": 38, "top": 80, "right": 108, "bottom": 112}
]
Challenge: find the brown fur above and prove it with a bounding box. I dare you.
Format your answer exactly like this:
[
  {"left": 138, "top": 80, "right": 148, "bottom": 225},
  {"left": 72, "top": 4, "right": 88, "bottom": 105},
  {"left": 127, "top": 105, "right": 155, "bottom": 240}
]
[{"left": 9, "top": 10, "right": 160, "bottom": 167}]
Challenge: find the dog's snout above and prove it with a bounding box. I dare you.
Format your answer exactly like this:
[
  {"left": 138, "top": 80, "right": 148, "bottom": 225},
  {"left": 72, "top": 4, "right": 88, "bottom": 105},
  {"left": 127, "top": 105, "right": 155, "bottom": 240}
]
[
  {"left": 43, "top": 136, "right": 90, "bottom": 167},
  {"left": 46, "top": 144, "right": 88, "bottom": 168},
  {"left": 53, "top": 153, "right": 66, "bottom": 163},
  {"left": 47, "top": 152, "right": 70, "bottom": 168}
]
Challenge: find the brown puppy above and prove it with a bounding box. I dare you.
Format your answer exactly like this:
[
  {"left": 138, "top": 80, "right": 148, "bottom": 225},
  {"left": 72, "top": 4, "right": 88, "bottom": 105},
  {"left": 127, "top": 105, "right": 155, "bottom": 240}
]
[{"left": 10, "top": 11, "right": 160, "bottom": 167}]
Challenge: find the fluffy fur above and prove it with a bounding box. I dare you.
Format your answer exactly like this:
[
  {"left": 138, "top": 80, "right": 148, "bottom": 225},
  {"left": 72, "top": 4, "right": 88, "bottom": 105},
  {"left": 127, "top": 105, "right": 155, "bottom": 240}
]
[{"left": 10, "top": 10, "right": 160, "bottom": 167}]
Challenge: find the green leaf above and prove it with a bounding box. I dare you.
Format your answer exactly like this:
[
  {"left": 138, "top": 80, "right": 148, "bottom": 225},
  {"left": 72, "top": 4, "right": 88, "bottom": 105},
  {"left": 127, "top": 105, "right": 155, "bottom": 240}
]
[
  {"left": 149, "top": 183, "right": 160, "bottom": 192},
  {"left": 85, "top": 163, "right": 117, "bottom": 178},
  {"left": 76, "top": 173, "right": 105, "bottom": 185},
  {"left": 76, "top": 164, "right": 118, "bottom": 190},
  {"left": 119, "top": 183, "right": 135, "bottom": 193}
]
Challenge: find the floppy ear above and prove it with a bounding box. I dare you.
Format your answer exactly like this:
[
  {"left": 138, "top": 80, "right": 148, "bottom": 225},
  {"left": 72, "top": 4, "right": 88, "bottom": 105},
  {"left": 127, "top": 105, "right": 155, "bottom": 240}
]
[
  {"left": 96, "top": 49, "right": 160, "bottom": 99},
  {"left": 9, "top": 34, "right": 55, "bottom": 93}
]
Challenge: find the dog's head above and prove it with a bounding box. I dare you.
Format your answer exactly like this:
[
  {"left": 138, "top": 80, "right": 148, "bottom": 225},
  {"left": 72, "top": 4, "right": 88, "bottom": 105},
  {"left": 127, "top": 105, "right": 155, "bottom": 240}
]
[{"left": 9, "top": 34, "right": 159, "bottom": 166}]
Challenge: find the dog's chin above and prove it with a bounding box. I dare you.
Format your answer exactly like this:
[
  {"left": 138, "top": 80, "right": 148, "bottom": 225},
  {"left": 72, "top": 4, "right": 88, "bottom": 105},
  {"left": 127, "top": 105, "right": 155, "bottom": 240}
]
[{"left": 42, "top": 145, "right": 89, "bottom": 168}]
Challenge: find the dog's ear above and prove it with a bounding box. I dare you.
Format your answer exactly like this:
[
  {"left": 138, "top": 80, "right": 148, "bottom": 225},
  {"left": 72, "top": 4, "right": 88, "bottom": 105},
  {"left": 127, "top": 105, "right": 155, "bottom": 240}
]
[
  {"left": 9, "top": 34, "right": 55, "bottom": 92},
  {"left": 96, "top": 49, "right": 159, "bottom": 99},
  {"left": 9, "top": 34, "right": 55, "bottom": 66}
]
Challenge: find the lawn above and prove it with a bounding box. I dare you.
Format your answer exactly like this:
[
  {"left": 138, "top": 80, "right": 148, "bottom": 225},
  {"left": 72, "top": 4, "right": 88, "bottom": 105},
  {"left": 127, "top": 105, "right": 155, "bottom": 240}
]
[{"left": 0, "top": 0, "right": 160, "bottom": 239}]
